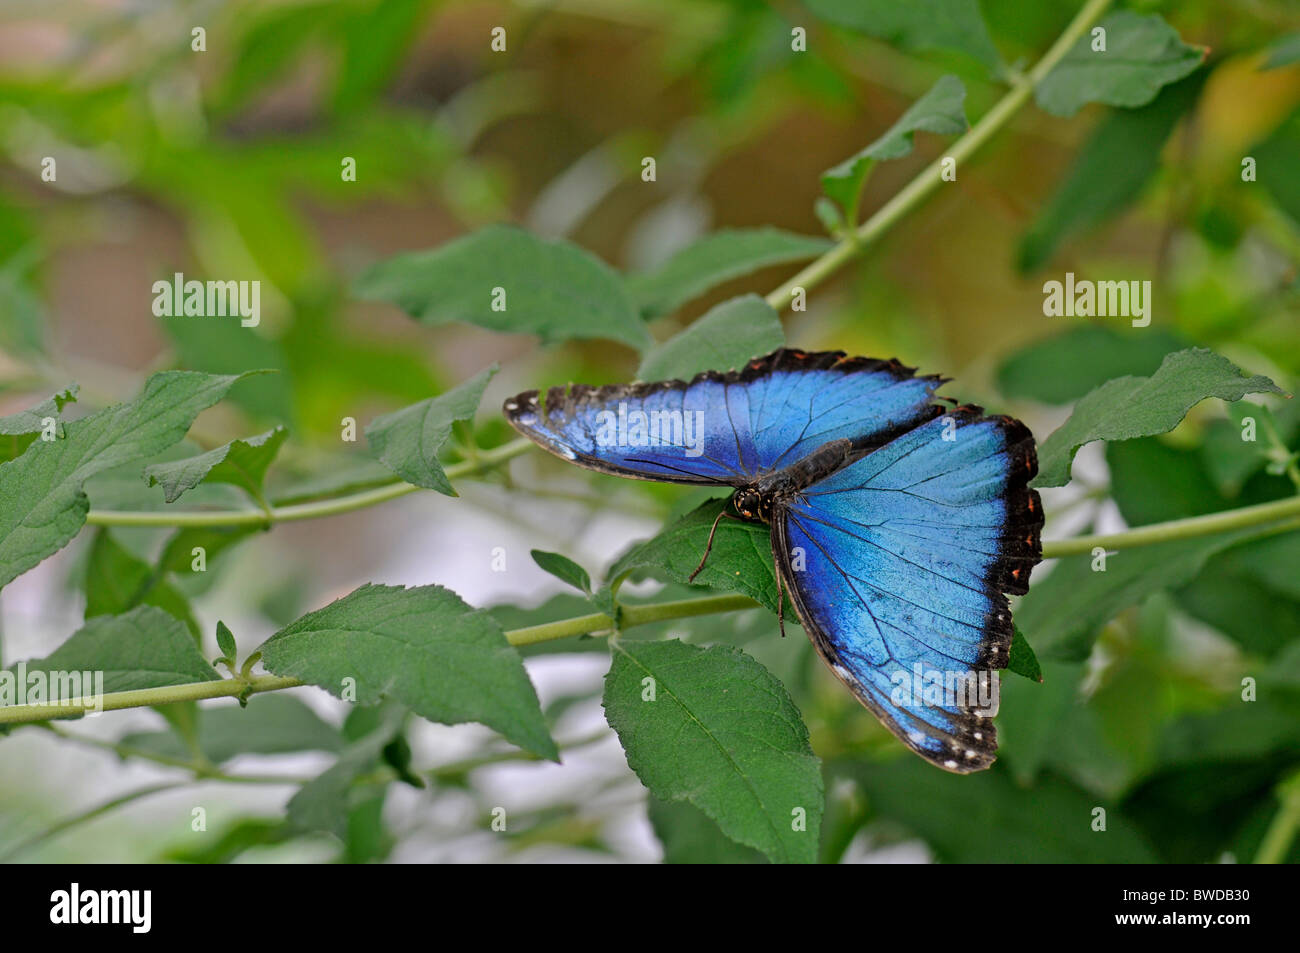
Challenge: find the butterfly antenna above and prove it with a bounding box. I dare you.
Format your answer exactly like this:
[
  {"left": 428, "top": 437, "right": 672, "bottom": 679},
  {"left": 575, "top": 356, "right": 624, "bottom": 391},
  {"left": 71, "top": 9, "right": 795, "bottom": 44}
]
[
  {"left": 688, "top": 508, "right": 735, "bottom": 583},
  {"left": 774, "top": 561, "right": 786, "bottom": 638}
]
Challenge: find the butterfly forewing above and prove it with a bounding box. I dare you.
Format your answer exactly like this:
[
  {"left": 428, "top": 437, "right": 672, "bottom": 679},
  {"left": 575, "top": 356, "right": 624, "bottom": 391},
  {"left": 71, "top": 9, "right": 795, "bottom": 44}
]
[{"left": 502, "top": 349, "right": 945, "bottom": 485}]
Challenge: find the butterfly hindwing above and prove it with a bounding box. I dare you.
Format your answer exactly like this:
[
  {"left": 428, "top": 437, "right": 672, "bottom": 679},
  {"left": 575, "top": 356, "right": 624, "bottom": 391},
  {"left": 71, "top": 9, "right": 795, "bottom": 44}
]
[
  {"left": 773, "top": 407, "right": 1043, "bottom": 772},
  {"left": 503, "top": 348, "right": 945, "bottom": 485}
]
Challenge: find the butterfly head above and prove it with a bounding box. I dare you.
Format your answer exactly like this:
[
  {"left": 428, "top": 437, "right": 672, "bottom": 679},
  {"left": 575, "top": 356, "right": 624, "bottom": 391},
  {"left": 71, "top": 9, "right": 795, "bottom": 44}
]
[{"left": 732, "top": 487, "right": 770, "bottom": 522}]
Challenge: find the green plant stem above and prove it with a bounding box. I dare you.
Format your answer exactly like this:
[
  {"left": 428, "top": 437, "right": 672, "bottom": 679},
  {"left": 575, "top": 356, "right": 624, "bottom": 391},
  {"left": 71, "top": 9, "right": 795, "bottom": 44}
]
[
  {"left": 1042, "top": 498, "right": 1300, "bottom": 558},
  {"left": 1255, "top": 771, "right": 1300, "bottom": 864},
  {"left": 84, "top": 438, "right": 533, "bottom": 528},
  {"left": 765, "top": 0, "right": 1114, "bottom": 312},
  {"left": 0, "top": 594, "right": 761, "bottom": 725},
  {"left": 6, "top": 498, "right": 1300, "bottom": 727}
]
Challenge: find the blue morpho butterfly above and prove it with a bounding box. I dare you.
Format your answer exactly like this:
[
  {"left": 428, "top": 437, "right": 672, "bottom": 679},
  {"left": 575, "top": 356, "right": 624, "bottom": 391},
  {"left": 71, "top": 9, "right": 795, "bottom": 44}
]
[{"left": 503, "top": 348, "right": 1043, "bottom": 772}]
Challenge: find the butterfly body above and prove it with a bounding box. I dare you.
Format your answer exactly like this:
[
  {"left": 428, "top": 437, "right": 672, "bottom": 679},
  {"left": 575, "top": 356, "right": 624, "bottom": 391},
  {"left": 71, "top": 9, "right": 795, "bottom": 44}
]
[{"left": 505, "top": 348, "right": 1043, "bottom": 773}]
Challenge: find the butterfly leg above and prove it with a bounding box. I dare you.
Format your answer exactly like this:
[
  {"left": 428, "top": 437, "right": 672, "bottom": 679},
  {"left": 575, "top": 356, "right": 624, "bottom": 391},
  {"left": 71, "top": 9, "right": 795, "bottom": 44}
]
[{"left": 687, "top": 507, "right": 741, "bottom": 583}]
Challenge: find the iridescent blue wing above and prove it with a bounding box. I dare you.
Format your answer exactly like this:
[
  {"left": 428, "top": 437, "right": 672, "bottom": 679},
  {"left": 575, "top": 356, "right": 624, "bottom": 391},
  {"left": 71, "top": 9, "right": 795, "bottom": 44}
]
[
  {"left": 503, "top": 348, "right": 945, "bottom": 485},
  {"left": 773, "top": 406, "right": 1043, "bottom": 772}
]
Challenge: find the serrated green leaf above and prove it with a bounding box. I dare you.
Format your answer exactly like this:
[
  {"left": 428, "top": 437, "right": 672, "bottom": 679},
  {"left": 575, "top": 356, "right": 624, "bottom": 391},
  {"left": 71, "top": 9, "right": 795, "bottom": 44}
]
[
  {"left": 215, "top": 621, "right": 238, "bottom": 661},
  {"left": 1035, "top": 11, "right": 1205, "bottom": 118},
  {"left": 84, "top": 529, "right": 199, "bottom": 638},
  {"left": 605, "top": 498, "right": 777, "bottom": 613},
  {"left": 821, "top": 75, "right": 967, "bottom": 215},
  {"left": 0, "top": 370, "right": 260, "bottom": 589},
  {"left": 637, "top": 294, "right": 784, "bottom": 382},
  {"left": 803, "top": 0, "right": 1001, "bottom": 69},
  {"left": 625, "top": 228, "right": 832, "bottom": 319},
  {"left": 603, "top": 638, "right": 822, "bottom": 864},
  {"left": 0, "top": 384, "right": 77, "bottom": 440},
  {"left": 12, "top": 605, "right": 218, "bottom": 694},
  {"left": 530, "top": 549, "right": 592, "bottom": 595},
  {"left": 996, "top": 325, "right": 1187, "bottom": 405},
  {"left": 1034, "top": 348, "right": 1283, "bottom": 488},
  {"left": 355, "top": 225, "right": 651, "bottom": 350},
  {"left": 648, "top": 797, "right": 767, "bottom": 864},
  {"left": 119, "top": 693, "right": 342, "bottom": 764},
  {"left": 144, "top": 426, "right": 287, "bottom": 505},
  {"left": 258, "top": 583, "right": 558, "bottom": 760},
  {"left": 1018, "top": 73, "right": 1204, "bottom": 271},
  {"left": 364, "top": 365, "right": 495, "bottom": 493}
]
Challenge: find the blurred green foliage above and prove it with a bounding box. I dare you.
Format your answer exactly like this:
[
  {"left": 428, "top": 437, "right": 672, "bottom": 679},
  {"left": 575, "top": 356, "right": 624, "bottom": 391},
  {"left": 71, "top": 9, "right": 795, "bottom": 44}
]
[{"left": 0, "top": 0, "right": 1298, "bottom": 864}]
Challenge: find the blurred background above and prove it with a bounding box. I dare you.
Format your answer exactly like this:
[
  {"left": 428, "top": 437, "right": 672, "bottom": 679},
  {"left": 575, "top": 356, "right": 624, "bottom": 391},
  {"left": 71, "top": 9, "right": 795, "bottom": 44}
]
[{"left": 0, "top": 0, "right": 1298, "bottom": 862}]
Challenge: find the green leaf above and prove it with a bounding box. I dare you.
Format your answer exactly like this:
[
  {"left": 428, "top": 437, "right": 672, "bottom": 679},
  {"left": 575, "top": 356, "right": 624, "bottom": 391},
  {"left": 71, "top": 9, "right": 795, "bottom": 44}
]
[
  {"left": 803, "top": 0, "right": 1001, "bottom": 69},
  {"left": 603, "top": 638, "right": 822, "bottom": 864},
  {"left": 996, "top": 660, "right": 1084, "bottom": 785},
  {"left": 354, "top": 225, "right": 651, "bottom": 351},
  {"left": 636, "top": 294, "right": 784, "bottom": 382},
  {"left": 119, "top": 694, "right": 343, "bottom": 764},
  {"left": 259, "top": 583, "right": 558, "bottom": 760},
  {"left": 84, "top": 529, "right": 199, "bottom": 638},
  {"left": 332, "top": 0, "right": 429, "bottom": 115},
  {"left": 606, "top": 498, "right": 778, "bottom": 613},
  {"left": 1255, "top": 107, "right": 1300, "bottom": 227},
  {"left": 158, "top": 525, "right": 262, "bottom": 574},
  {"left": 1263, "top": 33, "right": 1300, "bottom": 70},
  {"left": 215, "top": 621, "right": 238, "bottom": 662},
  {"left": 1035, "top": 11, "right": 1205, "bottom": 118},
  {"left": 0, "top": 370, "right": 259, "bottom": 589},
  {"left": 1107, "top": 438, "right": 1227, "bottom": 527},
  {"left": 1033, "top": 348, "right": 1283, "bottom": 488},
  {"left": 530, "top": 549, "right": 592, "bottom": 595},
  {"left": 1201, "top": 401, "right": 1293, "bottom": 496},
  {"left": 1018, "top": 73, "right": 1204, "bottom": 271},
  {"left": 648, "top": 797, "right": 767, "bottom": 864},
  {"left": 161, "top": 817, "right": 296, "bottom": 863},
  {"left": 287, "top": 705, "right": 403, "bottom": 839},
  {"left": 624, "top": 228, "right": 832, "bottom": 319},
  {"left": 0, "top": 384, "right": 77, "bottom": 439},
  {"left": 1177, "top": 556, "right": 1300, "bottom": 657},
  {"left": 820, "top": 75, "right": 967, "bottom": 215},
  {"left": 218, "top": 1, "right": 338, "bottom": 111},
  {"left": 364, "top": 365, "right": 495, "bottom": 494},
  {"left": 14, "top": 605, "right": 218, "bottom": 694},
  {"left": 996, "top": 325, "right": 1188, "bottom": 404},
  {"left": 143, "top": 427, "right": 287, "bottom": 505},
  {"left": 1007, "top": 626, "right": 1042, "bottom": 682},
  {"left": 841, "top": 759, "right": 1156, "bottom": 862}
]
